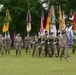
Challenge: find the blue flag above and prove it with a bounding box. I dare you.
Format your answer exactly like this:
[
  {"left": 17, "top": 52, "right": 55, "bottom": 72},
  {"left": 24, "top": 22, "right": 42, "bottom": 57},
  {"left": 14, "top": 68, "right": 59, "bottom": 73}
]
[{"left": 69, "top": 32, "right": 73, "bottom": 45}]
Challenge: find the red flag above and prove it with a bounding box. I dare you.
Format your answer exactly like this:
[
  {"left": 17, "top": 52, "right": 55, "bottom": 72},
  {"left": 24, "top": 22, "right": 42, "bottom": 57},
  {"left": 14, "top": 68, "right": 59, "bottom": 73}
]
[
  {"left": 72, "top": 11, "right": 76, "bottom": 30},
  {"left": 40, "top": 10, "right": 44, "bottom": 33}
]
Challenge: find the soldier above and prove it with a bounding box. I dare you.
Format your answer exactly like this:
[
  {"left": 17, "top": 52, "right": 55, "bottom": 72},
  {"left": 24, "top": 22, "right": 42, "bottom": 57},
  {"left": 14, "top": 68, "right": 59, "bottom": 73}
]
[
  {"left": 39, "top": 34, "right": 45, "bottom": 57},
  {"left": 32, "top": 35, "right": 36, "bottom": 57},
  {"left": 72, "top": 32, "right": 76, "bottom": 54},
  {"left": 5, "top": 35, "right": 11, "bottom": 55},
  {"left": 0, "top": 34, "right": 5, "bottom": 55},
  {"left": 14, "top": 33, "right": 23, "bottom": 55},
  {"left": 55, "top": 32, "right": 61, "bottom": 57},
  {"left": 60, "top": 32, "right": 68, "bottom": 61},
  {"left": 44, "top": 31, "right": 48, "bottom": 57},
  {"left": 49, "top": 32, "right": 55, "bottom": 57},
  {"left": 32, "top": 34, "right": 40, "bottom": 57},
  {"left": 25, "top": 34, "right": 31, "bottom": 54}
]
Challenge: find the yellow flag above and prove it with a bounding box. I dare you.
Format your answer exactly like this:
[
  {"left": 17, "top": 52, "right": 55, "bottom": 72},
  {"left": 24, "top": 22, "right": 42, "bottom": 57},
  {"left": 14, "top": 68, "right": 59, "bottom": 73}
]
[
  {"left": 59, "top": 6, "right": 64, "bottom": 30},
  {"left": 2, "top": 24, "right": 9, "bottom": 33},
  {"left": 2, "top": 9, "right": 11, "bottom": 33}
]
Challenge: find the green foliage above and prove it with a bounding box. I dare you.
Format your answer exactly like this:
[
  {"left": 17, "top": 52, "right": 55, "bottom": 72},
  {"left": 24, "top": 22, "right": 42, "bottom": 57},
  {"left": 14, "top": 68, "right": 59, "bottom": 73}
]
[
  {"left": 0, "top": 0, "right": 76, "bottom": 35},
  {"left": 0, "top": 0, "right": 42, "bottom": 35}
]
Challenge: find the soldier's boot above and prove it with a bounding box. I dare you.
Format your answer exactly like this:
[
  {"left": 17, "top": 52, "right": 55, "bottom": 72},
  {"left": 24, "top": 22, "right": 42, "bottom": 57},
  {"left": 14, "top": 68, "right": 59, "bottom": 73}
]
[
  {"left": 36, "top": 50, "right": 39, "bottom": 57},
  {"left": 45, "top": 50, "right": 47, "bottom": 57},
  {"left": 51, "top": 50, "right": 54, "bottom": 57},
  {"left": 5, "top": 50, "right": 7, "bottom": 55},
  {"left": 60, "top": 52, "right": 63, "bottom": 60},
  {"left": 56, "top": 50, "right": 59, "bottom": 57},
  {"left": 26, "top": 47, "right": 28, "bottom": 54},
  {"left": 32, "top": 49, "right": 35, "bottom": 57},
  {"left": 72, "top": 49, "right": 75, "bottom": 54},
  {"left": 65, "top": 57, "right": 68, "bottom": 62},
  {"left": 39, "top": 49, "right": 41, "bottom": 57},
  {"left": 8, "top": 50, "right": 10, "bottom": 54},
  {"left": 16, "top": 50, "right": 18, "bottom": 56},
  {"left": 8, "top": 51, "right": 10, "bottom": 54},
  {"left": 19, "top": 51, "right": 21, "bottom": 55},
  {"left": 29, "top": 50, "right": 31, "bottom": 54},
  {"left": 1, "top": 52, "right": 3, "bottom": 55}
]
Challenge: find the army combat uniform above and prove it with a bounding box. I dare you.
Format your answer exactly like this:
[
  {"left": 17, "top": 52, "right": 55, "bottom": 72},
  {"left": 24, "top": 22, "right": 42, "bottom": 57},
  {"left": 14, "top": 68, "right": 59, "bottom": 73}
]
[
  {"left": 0, "top": 34, "right": 5, "bottom": 55},
  {"left": 60, "top": 32, "right": 68, "bottom": 60},
  {"left": 32, "top": 34, "right": 40, "bottom": 57},
  {"left": 25, "top": 35, "right": 31, "bottom": 54},
  {"left": 56, "top": 34, "right": 61, "bottom": 57},
  {"left": 14, "top": 34, "right": 23, "bottom": 55},
  {"left": 5, "top": 36, "right": 11, "bottom": 54},
  {"left": 39, "top": 35, "right": 45, "bottom": 57},
  {"left": 72, "top": 33, "right": 76, "bottom": 54},
  {"left": 49, "top": 33, "right": 55, "bottom": 57}
]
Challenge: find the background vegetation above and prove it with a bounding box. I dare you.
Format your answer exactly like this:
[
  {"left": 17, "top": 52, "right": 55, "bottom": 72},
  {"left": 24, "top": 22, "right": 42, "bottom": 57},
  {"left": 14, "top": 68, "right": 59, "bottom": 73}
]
[{"left": 0, "top": 0, "right": 76, "bottom": 35}]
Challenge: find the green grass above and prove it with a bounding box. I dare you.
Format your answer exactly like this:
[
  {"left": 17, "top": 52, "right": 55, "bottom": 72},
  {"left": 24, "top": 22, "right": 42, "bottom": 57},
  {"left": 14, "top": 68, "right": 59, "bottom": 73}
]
[{"left": 0, "top": 48, "right": 76, "bottom": 75}]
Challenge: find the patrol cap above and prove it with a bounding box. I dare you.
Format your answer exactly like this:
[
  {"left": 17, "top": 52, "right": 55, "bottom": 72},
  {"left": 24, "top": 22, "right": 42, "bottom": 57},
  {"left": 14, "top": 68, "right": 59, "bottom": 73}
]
[
  {"left": 50, "top": 32, "right": 53, "bottom": 34},
  {"left": 57, "top": 32, "right": 60, "bottom": 35},
  {"left": 62, "top": 31, "right": 66, "bottom": 35},
  {"left": 45, "top": 31, "right": 47, "bottom": 33},
  {"left": 74, "top": 32, "right": 76, "bottom": 35}
]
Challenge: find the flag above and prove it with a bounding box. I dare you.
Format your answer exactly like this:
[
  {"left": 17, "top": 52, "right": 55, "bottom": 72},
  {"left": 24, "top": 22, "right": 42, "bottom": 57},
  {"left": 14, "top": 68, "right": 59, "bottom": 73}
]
[
  {"left": 2, "top": 24, "right": 9, "bottom": 33},
  {"left": 7, "top": 31, "right": 10, "bottom": 38},
  {"left": 40, "top": 10, "right": 44, "bottom": 33},
  {"left": 50, "top": 6, "right": 56, "bottom": 24},
  {"left": 63, "top": 11, "right": 66, "bottom": 29},
  {"left": 45, "top": 11, "right": 50, "bottom": 30},
  {"left": 72, "top": 11, "right": 76, "bottom": 30},
  {"left": 59, "top": 6, "right": 64, "bottom": 31},
  {"left": 26, "top": 10, "right": 31, "bottom": 32},
  {"left": 69, "top": 31, "right": 73, "bottom": 45},
  {"left": 50, "top": 24, "right": 57, "bottom": 36},
  {"left": 2, "top": 9, "right": 11, "bottom": 33}
]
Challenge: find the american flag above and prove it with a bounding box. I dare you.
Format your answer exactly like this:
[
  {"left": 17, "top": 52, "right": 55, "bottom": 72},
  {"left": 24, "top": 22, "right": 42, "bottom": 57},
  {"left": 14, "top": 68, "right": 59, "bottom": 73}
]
[{"left": 40, "top": 10, "right": 44, "bottom": 33}]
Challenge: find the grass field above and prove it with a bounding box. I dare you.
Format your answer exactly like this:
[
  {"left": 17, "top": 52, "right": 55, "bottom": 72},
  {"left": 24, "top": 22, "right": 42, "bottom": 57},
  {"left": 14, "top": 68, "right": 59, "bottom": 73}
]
[{"left": 0, "top": 47, "right": 76, "bottom": 75}]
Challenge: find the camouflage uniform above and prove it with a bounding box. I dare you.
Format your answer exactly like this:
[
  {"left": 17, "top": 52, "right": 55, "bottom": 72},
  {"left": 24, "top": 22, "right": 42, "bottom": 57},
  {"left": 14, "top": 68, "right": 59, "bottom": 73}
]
[
  {"left": 60, "top": 32, "right": 68, "bottom": 60},
  {"left": 0, "top": 34, "right": 5, "bottom": 55},
  {"left": 5, "top": 36, "right": 11, "bottom": 54},
  {"left": 56, "top": 34, "right": 61, "bottom": 57},
  {"left": 72, "top": 33, "right": 76, "bottom": 54},
  {"left": 32, "top": 34, "right": 39, "bottom": 57},
  {"left": 49, "top": 33, "right": 55, "bottom": 57},
  {"left": 25, "top": 34, "right": 31, "bottom": 54},
  {"left": 39, "top": 35, "right": 45, "bottom": 57},
  {"left": 14, "top": 34, "right": 23, "bottom": 55},
  {"left": 32, "top": 36, "right": 36, "bottom": 57},
  {"left": 44, "top": 33, "right": 48, "bottom": 57}
]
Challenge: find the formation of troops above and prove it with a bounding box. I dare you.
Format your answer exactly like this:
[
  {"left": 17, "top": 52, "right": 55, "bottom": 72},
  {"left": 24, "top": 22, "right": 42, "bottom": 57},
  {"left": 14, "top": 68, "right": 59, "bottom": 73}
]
[{"left": 0, "top": 31, "right": 76, "bottom": 61}]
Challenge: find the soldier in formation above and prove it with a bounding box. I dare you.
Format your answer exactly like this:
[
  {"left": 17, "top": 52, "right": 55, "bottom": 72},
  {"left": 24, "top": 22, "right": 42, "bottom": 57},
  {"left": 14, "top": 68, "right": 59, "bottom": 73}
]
[
  {"left": 55, "top": 32, "right": 61, "bottom": 57},
  {"left": 5, "top": 35, "right": 11, "bottom": 55},
  {"left": 72, "top": 32, "right": 76, "bottom": 54},
  {"left": 0, "top": 34, "right": 5, "bottom": 55},
  {"left": 25, "top": 33, "right": 31, "bottom": 54},
  {"left": 14, "top": 33, "right": 23, "bottom": 55},
  {"left": 32, "top": 34, "right": 39, "bottom": 57},
  {"left": 60, "top": 32, "right": 68, "bottom": 61}
]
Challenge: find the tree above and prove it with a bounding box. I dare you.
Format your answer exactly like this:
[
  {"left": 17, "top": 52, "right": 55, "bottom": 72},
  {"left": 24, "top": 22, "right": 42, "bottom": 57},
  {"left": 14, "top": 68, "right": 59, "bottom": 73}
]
[{"left": 0, "top": 0, "right": 43, "bottom": 35}]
